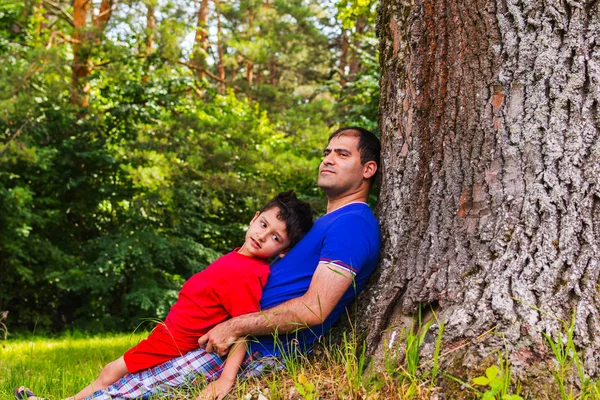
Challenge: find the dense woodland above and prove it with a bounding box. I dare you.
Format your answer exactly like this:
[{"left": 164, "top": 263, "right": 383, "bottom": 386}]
[{"left": 0, "top": 0, "right": 379, "bottom": 334}]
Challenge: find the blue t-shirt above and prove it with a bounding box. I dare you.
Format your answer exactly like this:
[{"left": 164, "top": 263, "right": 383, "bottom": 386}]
[{"left": 249, "top": 202, "right": 381, "bottom": 357}]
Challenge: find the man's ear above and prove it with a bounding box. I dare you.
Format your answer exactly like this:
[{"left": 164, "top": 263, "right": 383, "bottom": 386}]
[
  {"left": 250, "top": 211, "right": 260, "bottom": 224},
  {"left": 362, "top": 160, "right": 377, "bottom": 180}
]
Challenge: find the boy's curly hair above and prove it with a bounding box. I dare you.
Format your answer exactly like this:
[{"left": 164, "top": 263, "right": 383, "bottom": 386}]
[{"left": 261, "top": 191, "right": 313, "bottom": 248}]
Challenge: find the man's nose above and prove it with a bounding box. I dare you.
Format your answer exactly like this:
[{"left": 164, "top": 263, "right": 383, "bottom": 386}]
[{"left": 322, "top": 154, "right": 334, "bottom": 165}]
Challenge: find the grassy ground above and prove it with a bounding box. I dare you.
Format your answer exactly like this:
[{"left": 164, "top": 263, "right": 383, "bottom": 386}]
[
  {"left": 0, "top": 333, "right": 433, "bottom": 400},
  {"left": 1, "top": 331, "right": 599, "bottom": 399},
  {"left": 0, "top": 333, "right": 147, "bottom": 399}
]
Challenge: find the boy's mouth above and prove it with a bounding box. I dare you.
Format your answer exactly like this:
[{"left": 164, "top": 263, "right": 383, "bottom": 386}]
[{"left": 251, "top": 238, "right": 261, "bottom": 249}]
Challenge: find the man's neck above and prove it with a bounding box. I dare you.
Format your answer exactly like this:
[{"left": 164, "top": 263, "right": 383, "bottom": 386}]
[{"left": 326, "top": 192, "right": 368, "bottom": 214}]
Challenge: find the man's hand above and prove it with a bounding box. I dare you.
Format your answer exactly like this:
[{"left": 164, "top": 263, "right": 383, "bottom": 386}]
[{"left": 198, "top": 319, "right": 239, "bottom": 357}]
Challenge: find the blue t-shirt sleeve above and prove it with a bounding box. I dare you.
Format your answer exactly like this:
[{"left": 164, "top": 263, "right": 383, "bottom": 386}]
[{"left": 319, "top": 214, "right": 375, "bottom": 276}]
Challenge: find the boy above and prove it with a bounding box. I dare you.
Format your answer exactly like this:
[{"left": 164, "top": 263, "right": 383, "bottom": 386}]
[{"left": 15, "top": 191, "right": 312, "bottom": 400}]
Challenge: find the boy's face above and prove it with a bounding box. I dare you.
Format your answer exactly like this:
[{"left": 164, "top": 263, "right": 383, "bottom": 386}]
[{"left": 238, "top": 207, "right": 291, "bottom": 259}]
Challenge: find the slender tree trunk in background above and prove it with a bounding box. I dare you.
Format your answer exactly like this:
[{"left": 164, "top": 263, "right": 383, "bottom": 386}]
[
  {"left": 70, "top": 0, "right": 113, "bottom": 107},
  {"left": 192, "top": 0, "right": 209, "bottom": 81},
  {"left": 339, "top": 28, "right": 349, "bottom": 86},
  {"left": 348, "top": 16, "right": 365, "bottom": 81},
  {"left": 142, "top": 0, "right": 155, "bottom": 85},
  {"left": 246, "top": 12, "right": 254, "bottom": 86},
  {"left": 94, "top": 0, "right": 113, "bottom": 31},
  {"left": 363, "top": 0, "right": 600, "bottom": 393},
  {"left": 70, "top": 0, "right": 91, "bottom": 107},
  {"left": 269, "top": 56, "right": 276, "bottom": 87},
  {"left": 215, "top": 0, "right": 225, "bottom": 94}
]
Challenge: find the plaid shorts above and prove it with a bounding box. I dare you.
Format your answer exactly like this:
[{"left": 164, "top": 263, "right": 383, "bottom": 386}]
[{"left": 85, "top": 348, "right": 281, "bottom": 399}]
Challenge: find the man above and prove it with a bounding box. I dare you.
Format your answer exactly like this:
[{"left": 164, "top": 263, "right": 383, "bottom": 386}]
[{"left": 79, "top": 126, "right": 381, "bottom": 400}]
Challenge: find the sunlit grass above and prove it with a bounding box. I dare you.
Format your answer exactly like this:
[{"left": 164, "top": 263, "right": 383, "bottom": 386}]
[
  {"left": 0, "top": 332, "right": 432, "bottom": 400},
  {"left": 0, "top": 333, "right": 147, "bottom": 399},
  {"left": 6, "top": 324, "right": 597, "bottom": 400}
]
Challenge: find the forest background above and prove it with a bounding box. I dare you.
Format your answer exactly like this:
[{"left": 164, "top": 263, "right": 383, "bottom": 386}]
[{"left": 0, "top": 0, "right": 379, "bottom": 335}]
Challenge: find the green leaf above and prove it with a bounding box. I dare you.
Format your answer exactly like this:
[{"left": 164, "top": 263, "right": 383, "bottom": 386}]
[
  {"left": 482, "top": 391, "right": 496, "bottom": 400},
  {"left": 472, "top": 376, "right": 490, "bottom": 386},
  {"left": 485, "top": 365, "right": 499, "bottom": 380},
  {"left": 490, "top": 376, "right": 504, "bottom": 390},
  {"left": 502, "top": 395, "right": 524, "bottom": 400}
]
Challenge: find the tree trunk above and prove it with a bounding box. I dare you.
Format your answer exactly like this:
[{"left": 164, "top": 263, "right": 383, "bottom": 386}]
[
  {"left": 191, "top": 0, "right": 209, "bottom": 81},
  {"left": 70, "top": 0, "right": 91, "bottom": 107},
  {"left": 70, "top": 0, "right": 114, "bottom": 107},
  {"left": 215, "top": 0, "right": 225, "bottom": 94},
  {"left": 348, "top": 16, "right": 365, "bottom": 81},
  {"left": 364, "top": 0, "right": 600, "bottom": 393},
  {"left": 339, "top": 27, "right": 349, "bottom": 86},
  {"left": 142, "top": 0, "right": 155, "bottom": 85},
  {"left": 246, "top": 11, "right": 254, "bottom": 86}
]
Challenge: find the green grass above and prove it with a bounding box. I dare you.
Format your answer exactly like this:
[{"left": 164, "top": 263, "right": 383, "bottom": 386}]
[
  {"left": 3, "top": 321, "right": 600, "bottom": 400},
  {"left": 0, "top": 333, "right": 147, "bottom": 399},
  {"left": 0, "top": 331, "right": 429, "bottom": 400}
]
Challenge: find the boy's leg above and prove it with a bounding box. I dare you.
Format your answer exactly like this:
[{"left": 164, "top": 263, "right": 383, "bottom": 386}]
[
  {"left": 79, "top": 347, "right": 227, "bottom": 399},
  {"left": 72, "top": 356, "right": 128, "bottom": 400}
]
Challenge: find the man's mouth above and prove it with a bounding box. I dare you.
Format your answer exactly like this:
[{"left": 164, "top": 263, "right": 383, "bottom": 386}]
[{"left": 320, "top": 169, "right": 334, "bottom": 174}]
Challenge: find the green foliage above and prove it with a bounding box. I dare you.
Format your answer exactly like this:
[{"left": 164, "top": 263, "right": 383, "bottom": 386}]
[
  {"left": 543, "top": 313, "right": 597, "bottom": 400},
  {"left": 471, "top": 355, "right": 523, "bottom": 400},
  {"left": 295, "top": 373, "right": 317, "bottom": 400},
  {"left": 0, "top": 0, "right": 379, "bottom": 334}
]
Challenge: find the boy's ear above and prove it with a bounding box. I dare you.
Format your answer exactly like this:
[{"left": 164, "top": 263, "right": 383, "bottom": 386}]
[
  {"left": 250, "top": 211, "right": 260, "bottom": 224},
  {"left": 278, "top": 248, "right": 291, "bottom": 259}
]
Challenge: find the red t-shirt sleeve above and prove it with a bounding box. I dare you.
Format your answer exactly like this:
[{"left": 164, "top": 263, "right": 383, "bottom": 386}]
[{"left": 216, "top": 264, "right": 269, "bottom": 317}]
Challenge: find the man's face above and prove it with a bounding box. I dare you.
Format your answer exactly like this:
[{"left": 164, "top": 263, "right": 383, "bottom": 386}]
[
  {"left": 238, "top": 207, "right": 291, "bottom": 259},
  {"left": 318, "top": 134, "right": 367, "bottom": 198}
]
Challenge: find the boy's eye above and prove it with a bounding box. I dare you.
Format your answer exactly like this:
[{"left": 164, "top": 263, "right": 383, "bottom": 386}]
[
  {"left": 272, "top": 235, "right": 279, "bottom": 242},
  {"left": 260, "top": 221, "right": 266, "bottom": 228}
]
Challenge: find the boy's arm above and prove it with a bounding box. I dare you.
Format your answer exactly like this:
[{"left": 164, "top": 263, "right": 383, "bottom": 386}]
[{"left": 197, "top": 338, "right": 247, "bottom": 400}]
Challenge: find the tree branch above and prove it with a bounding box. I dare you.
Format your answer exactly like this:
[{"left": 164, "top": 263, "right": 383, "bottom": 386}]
[
  {"left": 42, "top": 0, "right": 74, "bottom": 27},
  {"left": 0, "top": 120, "right": 30, "bottom": 156},
  {"left": 174, "top": 60, "right": 226, "bottom": 83}
]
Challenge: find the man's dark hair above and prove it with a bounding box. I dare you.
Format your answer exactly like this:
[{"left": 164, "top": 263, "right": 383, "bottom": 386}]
[
  {"left": 329, "top": 126, "right": 381, "bottom": 170},
  {"left": 260, "top": 191, "right": 313, "bottom": 247}
]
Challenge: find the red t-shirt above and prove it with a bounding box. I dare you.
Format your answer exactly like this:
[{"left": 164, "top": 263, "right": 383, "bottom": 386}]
[{"left": 124, "top": 251, "right": 269, "bottom": 372}]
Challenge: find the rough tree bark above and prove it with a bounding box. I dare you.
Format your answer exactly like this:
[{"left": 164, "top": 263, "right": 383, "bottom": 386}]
[{"left": 362, "top": 0, "right": 600, "bottom": 393}]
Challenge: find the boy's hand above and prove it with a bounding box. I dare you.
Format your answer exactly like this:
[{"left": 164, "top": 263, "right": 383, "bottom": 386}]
[
  {"left": 197, "top": 379, "right": 233, "bottom": 400},
  {"left": 198, "top": 319, "right": 238, "bottom": 357}
]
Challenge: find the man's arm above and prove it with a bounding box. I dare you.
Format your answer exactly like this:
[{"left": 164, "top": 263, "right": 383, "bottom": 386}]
[{"left": 198, "top": 263, "right": 354, "bottom": 356}]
